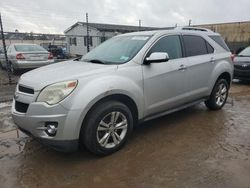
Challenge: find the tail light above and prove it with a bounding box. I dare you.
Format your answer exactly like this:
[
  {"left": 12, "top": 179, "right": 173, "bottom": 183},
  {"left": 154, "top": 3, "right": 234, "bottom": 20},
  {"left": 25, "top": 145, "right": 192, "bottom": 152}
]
[
  {"left": 16, "top": 53, "right": 25, "bottom": 60},
  {"left": 48, "top": 52, "right": 53, "bottom": 60},
  {"left": 231, "top": 54, "right": 235, "bottom": 62}
]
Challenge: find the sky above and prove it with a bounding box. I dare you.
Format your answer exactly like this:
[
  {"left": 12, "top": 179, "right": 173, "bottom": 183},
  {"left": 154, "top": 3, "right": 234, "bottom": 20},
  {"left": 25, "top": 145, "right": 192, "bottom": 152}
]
[{"left": 0, "top": 0, "right": 250, "bottom": 34}]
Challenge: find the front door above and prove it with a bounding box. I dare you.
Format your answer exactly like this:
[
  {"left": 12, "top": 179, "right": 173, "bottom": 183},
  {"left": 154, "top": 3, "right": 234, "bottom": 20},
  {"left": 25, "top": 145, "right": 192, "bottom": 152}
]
[{"left": 142, "top": 35, "right": 188, "bottom": 117}]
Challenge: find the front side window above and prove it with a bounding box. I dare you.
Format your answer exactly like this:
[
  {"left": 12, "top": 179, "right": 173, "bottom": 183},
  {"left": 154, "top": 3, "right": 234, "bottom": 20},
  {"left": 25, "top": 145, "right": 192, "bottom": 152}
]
[
  {"left": 148, "top": 35, "right": 182, "bottom": 60},
  {"left": 183, "top": 35, "right": 208, "bottom": 57}
]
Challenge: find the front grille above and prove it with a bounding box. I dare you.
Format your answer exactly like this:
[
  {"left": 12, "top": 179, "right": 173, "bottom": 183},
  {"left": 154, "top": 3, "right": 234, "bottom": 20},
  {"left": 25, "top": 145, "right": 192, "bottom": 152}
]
[
  {"left": 15, "top": 101, "right": 29, "bottom": 113},
  {"left": 18, "top": 85, "right": 34, "bottom": 94},
  {"left": 235, "top": 64, "right": 250, "bottom": 71}
]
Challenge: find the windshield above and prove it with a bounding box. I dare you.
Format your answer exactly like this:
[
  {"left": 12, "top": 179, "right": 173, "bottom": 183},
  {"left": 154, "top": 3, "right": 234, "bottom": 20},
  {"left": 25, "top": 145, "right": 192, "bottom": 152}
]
[
  {"left": 82, "top": 35, "right": 151, "bottom": 64},
  {"left": 238, "top": 47, "right": 250, "bottom": 56},
  {"left": 14, "top": 45, "right": 47, "bottom": 52}
]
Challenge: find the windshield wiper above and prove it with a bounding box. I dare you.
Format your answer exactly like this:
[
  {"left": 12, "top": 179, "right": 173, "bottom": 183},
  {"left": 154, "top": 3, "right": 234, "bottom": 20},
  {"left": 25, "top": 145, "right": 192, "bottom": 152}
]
[{"left": 84, "top": 59, "right": 106, "bottom": 64}]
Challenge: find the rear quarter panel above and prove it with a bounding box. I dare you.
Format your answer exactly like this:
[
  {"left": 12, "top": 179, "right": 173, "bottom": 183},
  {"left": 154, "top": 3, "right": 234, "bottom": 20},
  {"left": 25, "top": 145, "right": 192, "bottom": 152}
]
[{"left": 208, "top": 52, "right": 233, "bottom": 94}]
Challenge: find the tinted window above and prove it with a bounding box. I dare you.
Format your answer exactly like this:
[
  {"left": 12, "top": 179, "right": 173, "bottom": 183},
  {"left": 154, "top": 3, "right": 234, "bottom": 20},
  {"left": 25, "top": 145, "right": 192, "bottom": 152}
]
[
  {"left": 209, "top": 35, "right": 230, "bottom": 51},
  {"left": 148, "top": 35, "right": 182, "bottom": 60},
  {"left": 206, "top": 42, "right": 214, "bottom": 54},
  {"left": 183, "top": 35, "right": 208, "bottom": 57}
]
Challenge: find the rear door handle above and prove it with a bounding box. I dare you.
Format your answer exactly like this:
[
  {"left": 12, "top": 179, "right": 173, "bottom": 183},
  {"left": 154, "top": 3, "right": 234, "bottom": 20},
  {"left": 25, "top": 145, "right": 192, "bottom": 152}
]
[
  {"left": 178, "top": 64, "right": 187, "bottom": 71},
  {"left": 210, "top": 57, "right": 215, "bottom": 63}
]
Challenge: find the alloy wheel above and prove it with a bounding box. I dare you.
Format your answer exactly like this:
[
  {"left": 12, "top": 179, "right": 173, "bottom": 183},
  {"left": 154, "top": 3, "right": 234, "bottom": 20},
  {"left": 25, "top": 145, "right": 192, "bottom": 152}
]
[
  {"left": 96, "top": 111, "right": 128, "bottom": 149},
  {"left": 215, "top": 83, "right": 227, "bottom": 106}
]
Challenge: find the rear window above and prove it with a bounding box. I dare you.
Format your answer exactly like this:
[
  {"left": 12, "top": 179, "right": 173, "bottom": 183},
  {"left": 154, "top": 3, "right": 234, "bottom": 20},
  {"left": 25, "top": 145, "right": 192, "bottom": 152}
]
[
  {"left": 14, "top": 45, "right": 47, "bottom": 52},
  {"left": 209, "top": 36, "right": 230, "bottom": 51},
  {"left": 183, "top": 35, "right": 208, "bottom": 57}
]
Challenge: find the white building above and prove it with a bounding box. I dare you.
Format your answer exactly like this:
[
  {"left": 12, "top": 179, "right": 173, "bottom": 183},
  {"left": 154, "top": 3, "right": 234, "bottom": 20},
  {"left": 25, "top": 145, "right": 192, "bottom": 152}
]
[{"left": 64, "top": 22, "right": 158, "bottom": 56}]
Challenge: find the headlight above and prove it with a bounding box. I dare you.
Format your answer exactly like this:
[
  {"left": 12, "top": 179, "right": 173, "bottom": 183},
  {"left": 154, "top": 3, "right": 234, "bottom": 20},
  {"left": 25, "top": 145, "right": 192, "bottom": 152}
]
[{"left": 37, "top": 80, "right": 78, "bottom": 105}]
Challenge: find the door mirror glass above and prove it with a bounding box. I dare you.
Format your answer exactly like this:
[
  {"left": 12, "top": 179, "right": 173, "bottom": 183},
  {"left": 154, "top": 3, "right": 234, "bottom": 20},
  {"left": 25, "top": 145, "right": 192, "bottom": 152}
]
[{"left": 145, "top": 52, "right": 169, "bottom": 64}]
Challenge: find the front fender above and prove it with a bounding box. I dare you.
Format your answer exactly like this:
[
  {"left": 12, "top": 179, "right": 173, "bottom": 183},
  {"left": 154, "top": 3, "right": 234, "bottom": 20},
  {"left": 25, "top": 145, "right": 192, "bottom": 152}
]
[{"left": 60, "top": 75, "right": 144, "bottom": 139}]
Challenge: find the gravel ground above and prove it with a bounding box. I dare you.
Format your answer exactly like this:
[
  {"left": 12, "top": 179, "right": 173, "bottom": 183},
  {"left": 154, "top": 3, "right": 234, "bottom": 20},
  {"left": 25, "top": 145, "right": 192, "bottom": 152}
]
[{"left": 0, "top": 74, "right": 250, "bottom": 187}]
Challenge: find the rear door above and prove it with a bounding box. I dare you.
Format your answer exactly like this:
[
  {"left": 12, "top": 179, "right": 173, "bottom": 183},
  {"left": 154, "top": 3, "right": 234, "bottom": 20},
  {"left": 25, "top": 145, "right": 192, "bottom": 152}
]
[
  {"left": 182, "top": 35, "right": 215, "bottom": 100},
  {"left": 143, "top": 35, "right": 188, "bottom": 116}
]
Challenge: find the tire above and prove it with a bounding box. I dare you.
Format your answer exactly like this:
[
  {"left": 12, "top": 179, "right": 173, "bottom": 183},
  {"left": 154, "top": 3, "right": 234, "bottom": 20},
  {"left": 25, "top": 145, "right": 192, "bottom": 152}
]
[
  {"left": 81, "top": 100, "right": 134, "bottom": 156},
  {"left": 205, "top": 79, "right": 229, "bottom": 110}
]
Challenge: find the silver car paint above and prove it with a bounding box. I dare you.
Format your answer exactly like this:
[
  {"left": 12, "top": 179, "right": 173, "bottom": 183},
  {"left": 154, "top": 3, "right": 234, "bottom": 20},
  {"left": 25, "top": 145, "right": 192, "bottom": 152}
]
[
  {"left": 0, "top": 43, "right": 54, "bottom": 69},
  {"left": 12, "top": 29, "right": 233, "bottom": 147}
]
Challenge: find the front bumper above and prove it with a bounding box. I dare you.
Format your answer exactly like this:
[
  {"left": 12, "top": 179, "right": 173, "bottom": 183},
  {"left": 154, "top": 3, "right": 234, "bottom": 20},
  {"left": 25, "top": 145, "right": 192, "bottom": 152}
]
[
  {"left": 11, "top": 88, "right": 83, "bottom": 152},
  {"left": 234, "top": 69, "right": 250, "bottom": 80},
  {"left": 18, "top": 126, "right": 78, "bottom": 152}
]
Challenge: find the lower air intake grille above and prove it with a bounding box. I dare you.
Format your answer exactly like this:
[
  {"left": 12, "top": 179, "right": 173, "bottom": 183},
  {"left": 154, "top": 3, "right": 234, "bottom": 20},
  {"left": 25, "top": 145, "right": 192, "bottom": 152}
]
[{"left": 15, "top": 101, "right": 29, "bottom": 113}]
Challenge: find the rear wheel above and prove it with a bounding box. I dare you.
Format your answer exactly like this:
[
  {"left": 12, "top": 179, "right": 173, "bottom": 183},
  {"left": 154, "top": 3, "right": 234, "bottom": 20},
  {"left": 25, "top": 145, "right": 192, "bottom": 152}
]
[
  {"left": 81, "top": 100, "right": 134, "bottom": 156},
  {"left": 205, "top": 79, "right": 229, "bottom": 110}
]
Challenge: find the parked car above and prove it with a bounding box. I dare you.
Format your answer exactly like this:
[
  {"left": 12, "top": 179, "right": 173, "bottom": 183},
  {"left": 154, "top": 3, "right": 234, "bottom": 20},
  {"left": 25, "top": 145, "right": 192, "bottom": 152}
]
[
  {"left": 12, "top": 27, "right": 233, "bottom": 155},
  {"left": 0, "top": 43, "right": 54, "bottom": 74},
  {"left": 48, "top": 45, "right": 69, "bottom": 59},
  {"left": 234, "top": 46, "right": 250, "bottom": 80}
]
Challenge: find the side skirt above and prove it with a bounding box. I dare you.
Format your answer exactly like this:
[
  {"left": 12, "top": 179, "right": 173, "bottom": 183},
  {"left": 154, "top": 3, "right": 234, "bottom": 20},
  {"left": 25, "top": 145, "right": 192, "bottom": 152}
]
[{"left": 139, "top": 98, "right": 207, "bottom": 124}]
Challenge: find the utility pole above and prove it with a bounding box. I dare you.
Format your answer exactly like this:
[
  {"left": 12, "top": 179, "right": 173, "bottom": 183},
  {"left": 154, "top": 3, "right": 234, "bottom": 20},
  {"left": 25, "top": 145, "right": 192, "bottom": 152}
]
[
  {"left": 86, "top": 13, "right": 90, "bottom": 53},
  {"left": 139, "top": 19, "right": 142, "bottom": 31},
  {"left": 188, "top": 19, "right": 192, "bottom": 26},
  {"left": 0, "top": 13, "right": 12, "bottom": 84}
]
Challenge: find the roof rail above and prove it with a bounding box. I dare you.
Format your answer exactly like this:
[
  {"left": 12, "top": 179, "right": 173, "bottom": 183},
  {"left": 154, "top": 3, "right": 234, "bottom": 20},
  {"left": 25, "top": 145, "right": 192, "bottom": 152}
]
[{"left": 175, "top": 26, "right": 214, "bottom": 33}]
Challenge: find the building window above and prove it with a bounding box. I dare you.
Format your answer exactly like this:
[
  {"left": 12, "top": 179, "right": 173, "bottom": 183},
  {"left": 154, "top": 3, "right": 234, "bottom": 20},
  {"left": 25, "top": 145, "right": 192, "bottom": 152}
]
[
  {"left": 70, "top": 37, "right": 77, "bottom": 46},
  {"left": 84, "top": 36, "right": 93, "bottom": 46},
  {"left": 100, "top": 36, "right": 107, "bottom": 43}
]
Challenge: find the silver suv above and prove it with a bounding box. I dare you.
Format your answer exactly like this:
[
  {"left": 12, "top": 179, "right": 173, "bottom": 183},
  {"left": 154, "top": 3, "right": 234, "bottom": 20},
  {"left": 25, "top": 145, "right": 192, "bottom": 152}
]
[{"left": 12, "top": 27, "right": 233, "bottom": 155}]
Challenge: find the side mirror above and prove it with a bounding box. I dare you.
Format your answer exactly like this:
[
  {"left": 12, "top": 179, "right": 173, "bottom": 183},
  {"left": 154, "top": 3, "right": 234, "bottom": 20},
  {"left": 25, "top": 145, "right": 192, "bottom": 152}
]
[{"left": 144, "top": 52, "right": 169, "bottom": 64}]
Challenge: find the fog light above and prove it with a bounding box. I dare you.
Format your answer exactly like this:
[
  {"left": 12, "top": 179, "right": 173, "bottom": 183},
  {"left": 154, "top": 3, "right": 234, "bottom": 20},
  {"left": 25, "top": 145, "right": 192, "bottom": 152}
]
[{"left": 45, "top": 122, "right": 58, "bottom": 136}]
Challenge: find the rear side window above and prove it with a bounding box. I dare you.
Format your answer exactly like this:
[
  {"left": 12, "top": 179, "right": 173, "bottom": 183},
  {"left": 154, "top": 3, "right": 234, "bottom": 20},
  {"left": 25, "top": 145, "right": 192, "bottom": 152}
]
[
  {"left": 209, "top": 35, "right": 230, "bottom": 51},
  {"left": 148, "top": 35, "right": 182, "bottom": 60},
  {"left": 183, "top": 35, "right": 208, "bottom": 57}
]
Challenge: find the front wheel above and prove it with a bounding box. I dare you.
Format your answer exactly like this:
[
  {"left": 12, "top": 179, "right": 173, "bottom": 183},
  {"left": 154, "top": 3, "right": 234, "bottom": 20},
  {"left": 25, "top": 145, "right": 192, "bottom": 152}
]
[
  {"left": 81, "top": 100, "right": 134, "bottom": 156},
  {"left": 205, "top": 79, "right": 229, "bottom": 110}
]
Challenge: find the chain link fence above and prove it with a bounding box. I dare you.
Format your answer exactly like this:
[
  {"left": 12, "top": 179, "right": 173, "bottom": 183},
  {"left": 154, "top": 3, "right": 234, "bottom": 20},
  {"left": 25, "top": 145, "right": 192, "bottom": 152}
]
[{"left": 0, "top": 30, "right": 114, "bottom": 87}]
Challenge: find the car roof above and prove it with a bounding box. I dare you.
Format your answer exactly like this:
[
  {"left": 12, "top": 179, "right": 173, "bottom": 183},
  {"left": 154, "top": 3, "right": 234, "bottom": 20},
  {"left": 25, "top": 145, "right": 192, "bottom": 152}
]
[{"left": 120, "top": 27, "right": 220, "bottom": 37}]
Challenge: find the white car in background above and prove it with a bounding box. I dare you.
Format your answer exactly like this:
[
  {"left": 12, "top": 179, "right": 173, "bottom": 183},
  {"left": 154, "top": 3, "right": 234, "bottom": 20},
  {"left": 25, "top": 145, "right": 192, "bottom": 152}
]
[{"left": 0, "top": 43, "right": 54, "bottom": 74}]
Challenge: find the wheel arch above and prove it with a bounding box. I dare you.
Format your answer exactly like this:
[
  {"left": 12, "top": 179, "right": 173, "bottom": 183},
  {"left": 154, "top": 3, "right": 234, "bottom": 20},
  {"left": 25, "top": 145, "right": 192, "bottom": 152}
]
[
  {"left": 216, "top": 72, "right": 231, "bottom": 86},
  {"left": 79, "top": 93, "right": 139, "bottom": 138}
]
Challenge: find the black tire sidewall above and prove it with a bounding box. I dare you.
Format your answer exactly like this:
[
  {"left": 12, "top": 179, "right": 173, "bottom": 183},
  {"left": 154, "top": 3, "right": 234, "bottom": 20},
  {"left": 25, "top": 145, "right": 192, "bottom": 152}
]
[
  {"left": 206, "top": 79, "right": 229, "bottom": 110},
  {"left": 82, "top": 101, "right": 133, "bottom": 155}
]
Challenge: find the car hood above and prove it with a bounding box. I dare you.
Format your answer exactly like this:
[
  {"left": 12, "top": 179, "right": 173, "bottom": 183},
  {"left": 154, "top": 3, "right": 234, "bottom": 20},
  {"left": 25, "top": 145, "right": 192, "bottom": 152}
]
[{"left": 19, "top": 60, "right": 118, "bottom": 91}]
